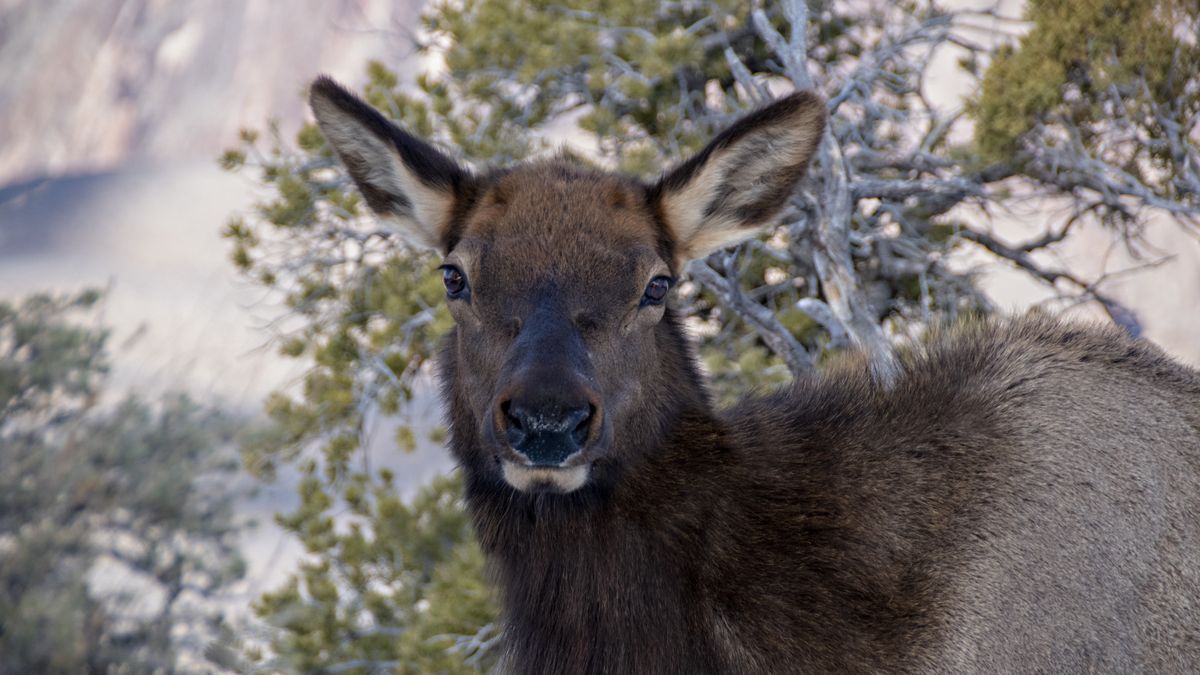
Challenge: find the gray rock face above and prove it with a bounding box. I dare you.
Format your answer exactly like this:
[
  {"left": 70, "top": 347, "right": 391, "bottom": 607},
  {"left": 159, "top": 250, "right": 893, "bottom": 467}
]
[{"left": 0, "top": 0, "right": 417, "bottom": 184}]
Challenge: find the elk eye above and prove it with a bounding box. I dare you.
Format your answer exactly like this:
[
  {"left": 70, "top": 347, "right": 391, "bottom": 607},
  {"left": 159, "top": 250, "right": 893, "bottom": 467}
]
[
  {"left": 440, "top": 265, "right": 468, "bottom": 299},
  {"left": 641, "top": 276, "right": 672, "bottom": 306}
]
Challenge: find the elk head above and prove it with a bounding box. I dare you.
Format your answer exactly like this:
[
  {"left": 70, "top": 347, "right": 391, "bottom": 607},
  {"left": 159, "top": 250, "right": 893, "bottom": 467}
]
[{"left": 310, "top": 77, "right": 824, "bottom": 494}]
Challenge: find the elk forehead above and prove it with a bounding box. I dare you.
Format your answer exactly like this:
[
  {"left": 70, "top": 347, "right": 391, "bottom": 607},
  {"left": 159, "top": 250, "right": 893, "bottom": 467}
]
[{"left": 450, "top": 161, "right": 670, "bottom": 286}]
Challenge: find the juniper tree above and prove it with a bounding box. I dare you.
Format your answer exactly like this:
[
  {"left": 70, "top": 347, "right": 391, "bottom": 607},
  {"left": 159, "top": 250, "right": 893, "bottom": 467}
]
[
  {"left": 0, "top": 291, "right": 245, "bottom": 673},
  {"left": 220, "top": 0, "right": 1199, "bottom": 670}
]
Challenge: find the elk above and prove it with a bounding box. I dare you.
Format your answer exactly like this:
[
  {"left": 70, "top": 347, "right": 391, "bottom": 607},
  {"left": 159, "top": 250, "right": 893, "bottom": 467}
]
[{"left": 309, "top": 76, "right": 1200, "bottom": 673}]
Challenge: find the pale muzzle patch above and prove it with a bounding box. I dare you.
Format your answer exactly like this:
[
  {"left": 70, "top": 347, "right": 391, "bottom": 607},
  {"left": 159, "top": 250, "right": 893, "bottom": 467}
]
[{"left": 501, "top": 461, "right": 591, "bottom": 493}]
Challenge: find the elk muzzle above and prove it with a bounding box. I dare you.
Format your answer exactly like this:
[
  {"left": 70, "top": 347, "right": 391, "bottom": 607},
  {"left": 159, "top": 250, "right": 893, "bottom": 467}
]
[{"left": 490, "top": 299, "right": 606, "bottom": 491}]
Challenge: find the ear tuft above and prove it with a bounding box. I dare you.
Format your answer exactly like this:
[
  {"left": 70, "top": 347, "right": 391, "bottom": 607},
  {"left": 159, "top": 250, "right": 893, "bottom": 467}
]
[
  {"left": 652, "top": 92, "right": 826, "bottom": 263},
  {"left": 309, "top": 75, "right": 470, "bottom": 251}
]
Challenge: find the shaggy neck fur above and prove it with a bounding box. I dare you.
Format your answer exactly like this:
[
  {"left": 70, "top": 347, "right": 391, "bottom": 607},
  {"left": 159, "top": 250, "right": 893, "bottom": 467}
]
[{"left": 462, "top": 417, "right": 730, "bottom": 673}]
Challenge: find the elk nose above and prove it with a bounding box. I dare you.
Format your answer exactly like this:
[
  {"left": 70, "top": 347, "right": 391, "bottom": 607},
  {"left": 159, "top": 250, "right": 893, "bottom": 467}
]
[{"left": 502, "top": 400, "right": 594, "bottom": 466}]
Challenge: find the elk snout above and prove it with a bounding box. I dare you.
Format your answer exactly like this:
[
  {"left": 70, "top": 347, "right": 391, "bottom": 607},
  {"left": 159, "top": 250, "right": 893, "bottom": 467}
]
[
  {"left": 499, "top": 397, "right": 598, "bottom": 466},
  {"left": 491, "top": 299, "right": 605, "bottom": 489}
]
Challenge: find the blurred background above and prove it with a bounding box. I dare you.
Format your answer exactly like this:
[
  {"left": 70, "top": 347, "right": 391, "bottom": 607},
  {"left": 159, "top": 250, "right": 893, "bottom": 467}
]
[{"left": 1, "top": 0, "right": 1197, "bottom": 672}]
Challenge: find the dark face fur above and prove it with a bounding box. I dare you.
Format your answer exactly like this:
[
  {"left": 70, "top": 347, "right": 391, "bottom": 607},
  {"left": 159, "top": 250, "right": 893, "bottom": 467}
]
[
  {"left": 309, "top": 76, "right": 825, "bottom": 494},
  {"left": 441, "top": 166, "right": 679, "bottom": 493}
]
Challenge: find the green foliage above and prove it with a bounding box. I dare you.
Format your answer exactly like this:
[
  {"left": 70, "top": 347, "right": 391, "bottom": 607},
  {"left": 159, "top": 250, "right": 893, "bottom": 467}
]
[
  {"left": 973, "top": 0, "right": 1200, "bottom": 167},
  {"left": 240, "top": 474, "right": 497, "bottom": 673},
  {"left": 426, "top": 0, "right": 750, "bottom": 170},
  {"left": 0, "top": 291, "right": 244, "bottom": 674},
  {"left": 0, "top": 290, "right": 106, "bottom": 423}
]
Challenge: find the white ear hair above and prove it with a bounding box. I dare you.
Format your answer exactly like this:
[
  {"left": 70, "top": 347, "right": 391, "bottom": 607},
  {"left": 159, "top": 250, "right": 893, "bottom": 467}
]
[
  {"left": 309, "top": 76, "right": 470, "bottom": 251},
  {"left": 655, "top": 92, "right": 825, "bottom": 263}
]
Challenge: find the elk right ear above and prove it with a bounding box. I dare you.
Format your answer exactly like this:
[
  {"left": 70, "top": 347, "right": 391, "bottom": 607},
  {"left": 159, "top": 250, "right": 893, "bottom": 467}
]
[
  {"left": 651, "top": 92, "right": 825, "bottom": 265},
  {"left": 309, "top": 76, "right": 471, "bottom": 251}
]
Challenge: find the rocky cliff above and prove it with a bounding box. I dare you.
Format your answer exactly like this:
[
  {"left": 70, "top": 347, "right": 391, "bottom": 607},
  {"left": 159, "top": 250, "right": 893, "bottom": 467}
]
[{"left": 0, "top": 0, "right": 419, "bottom": 185}]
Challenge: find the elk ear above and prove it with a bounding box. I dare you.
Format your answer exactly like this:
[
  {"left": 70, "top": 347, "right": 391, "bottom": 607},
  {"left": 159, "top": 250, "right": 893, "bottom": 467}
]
[
  {"left": 651, "top": 92, "right": 825, "bottom": 263},
  {"left": 309, "top": 76, "right": 471, "bottom": 251}
]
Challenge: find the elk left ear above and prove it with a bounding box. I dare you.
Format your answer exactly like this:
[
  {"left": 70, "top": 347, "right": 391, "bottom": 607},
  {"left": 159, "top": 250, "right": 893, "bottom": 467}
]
[{"left": 651, "top": 92, "right": 825, "bottom": 264}]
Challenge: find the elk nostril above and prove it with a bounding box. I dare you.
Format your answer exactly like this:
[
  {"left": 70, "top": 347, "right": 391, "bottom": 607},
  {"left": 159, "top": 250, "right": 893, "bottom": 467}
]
[
  {"left": 504, "top": 398, "right": 528, "bottom": 429},
  {"left": 569, "top": 405, "right": 594, "bottom": 446},
  {"left": 501, "top": 400, "right": 532, "bottom": 452},
  {"left": 501, "top": 400, "right": 522, "bottom": 431}
]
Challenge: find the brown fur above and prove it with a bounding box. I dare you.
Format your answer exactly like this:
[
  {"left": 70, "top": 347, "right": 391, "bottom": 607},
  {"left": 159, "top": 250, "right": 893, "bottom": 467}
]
[{"left": 309, "top": 76, "right": 1200, "bottom": 672}]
